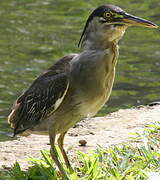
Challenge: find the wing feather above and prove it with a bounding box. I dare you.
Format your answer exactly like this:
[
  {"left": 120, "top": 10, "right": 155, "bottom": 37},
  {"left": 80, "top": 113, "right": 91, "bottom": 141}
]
[{"left": 8, "top": 54, "right": 76, "bottom": 135}]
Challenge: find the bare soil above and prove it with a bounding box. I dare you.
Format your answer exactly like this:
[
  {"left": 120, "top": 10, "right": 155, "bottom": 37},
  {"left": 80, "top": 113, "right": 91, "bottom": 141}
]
[{"left": 0, "top": 104, "right": 160, "bottom": 170}]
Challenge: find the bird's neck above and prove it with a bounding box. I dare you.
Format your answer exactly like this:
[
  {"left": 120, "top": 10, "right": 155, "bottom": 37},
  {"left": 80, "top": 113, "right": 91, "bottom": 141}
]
[
  {"left": 80, "top": 32, "right": 120, "bottom": 70},
  {"left": 80, "top": 24, "right": 127, "bottom": 51},
  {"left": 80, "top": 33, "right": 120, "bottom": 51}
]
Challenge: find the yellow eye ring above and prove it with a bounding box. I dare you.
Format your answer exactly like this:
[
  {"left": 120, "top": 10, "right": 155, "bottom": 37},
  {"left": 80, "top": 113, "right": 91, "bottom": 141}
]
[{"left": 104, "top": 12, "right": 111, "bottom": 18}]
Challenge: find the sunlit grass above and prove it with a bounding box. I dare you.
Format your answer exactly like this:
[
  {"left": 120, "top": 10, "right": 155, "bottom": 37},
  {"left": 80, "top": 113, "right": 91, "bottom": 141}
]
[{"left": 0, "top": 122, "right": 160, "bottom": 180}]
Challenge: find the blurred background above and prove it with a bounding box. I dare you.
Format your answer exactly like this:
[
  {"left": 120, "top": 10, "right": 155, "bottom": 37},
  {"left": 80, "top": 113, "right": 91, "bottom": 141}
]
[{"left": 0, "top": 0, "right": 160, "bottom": 139}]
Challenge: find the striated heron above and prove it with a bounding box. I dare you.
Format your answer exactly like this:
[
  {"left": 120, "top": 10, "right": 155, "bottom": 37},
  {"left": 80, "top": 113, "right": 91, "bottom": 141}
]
[{"left": 8, "top": 4, "right": 158, "bottom": 178}]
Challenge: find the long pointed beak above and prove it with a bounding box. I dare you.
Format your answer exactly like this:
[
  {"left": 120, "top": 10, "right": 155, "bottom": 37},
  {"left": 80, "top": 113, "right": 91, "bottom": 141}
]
[{"left": 122, "top": 13, "right": 158, "bottom": 28}]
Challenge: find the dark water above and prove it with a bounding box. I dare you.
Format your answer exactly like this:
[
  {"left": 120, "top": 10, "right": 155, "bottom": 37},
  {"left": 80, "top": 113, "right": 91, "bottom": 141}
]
[{"left": 0, "top": 0, "right": 160, "bottom": 140}]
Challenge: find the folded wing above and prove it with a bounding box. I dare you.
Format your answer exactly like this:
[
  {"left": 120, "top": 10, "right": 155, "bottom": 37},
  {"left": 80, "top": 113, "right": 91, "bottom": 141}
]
[{"left": 8, "top": 54, "right": 76, "bottom": 135}]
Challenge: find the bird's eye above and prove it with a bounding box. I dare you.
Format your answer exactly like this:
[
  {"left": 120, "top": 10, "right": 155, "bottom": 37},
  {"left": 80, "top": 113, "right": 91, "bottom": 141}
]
[{"left": 104, "top": 12, "right": 112, "bottom": 18}]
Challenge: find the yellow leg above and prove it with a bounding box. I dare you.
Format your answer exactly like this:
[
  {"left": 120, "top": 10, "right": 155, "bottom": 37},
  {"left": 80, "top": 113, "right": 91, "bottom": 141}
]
[
  {"left": 57, "top": 132, "right": 71, "bottom": 169},
  {"left": 49, "top": 133, "right": 69, "bottom": 179}
]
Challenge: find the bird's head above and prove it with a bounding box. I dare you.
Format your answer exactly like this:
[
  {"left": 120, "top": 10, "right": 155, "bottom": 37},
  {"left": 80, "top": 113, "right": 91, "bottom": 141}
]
[{"left": 79, "top": 4, "right": 158, "bottom": 48}]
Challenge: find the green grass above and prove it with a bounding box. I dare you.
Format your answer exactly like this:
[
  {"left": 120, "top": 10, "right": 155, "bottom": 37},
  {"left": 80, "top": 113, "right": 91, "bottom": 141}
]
[{"left": 0, "top": 122, "right": 160, "bottom": 180}]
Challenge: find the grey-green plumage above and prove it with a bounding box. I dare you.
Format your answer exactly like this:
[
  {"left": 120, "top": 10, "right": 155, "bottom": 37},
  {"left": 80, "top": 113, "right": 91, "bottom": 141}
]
[
  {"left": 8, "top": 4, "right": 158, "bottom": 178},
  {"left": 9, "top": 54, "right": 75, "bottom": 135}
]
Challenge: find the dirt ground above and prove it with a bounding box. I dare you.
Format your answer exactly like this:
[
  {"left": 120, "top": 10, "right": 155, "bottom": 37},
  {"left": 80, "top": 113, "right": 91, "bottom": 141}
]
[{"left": 0, "top": 104, "right": 160, "bottom": 170}]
